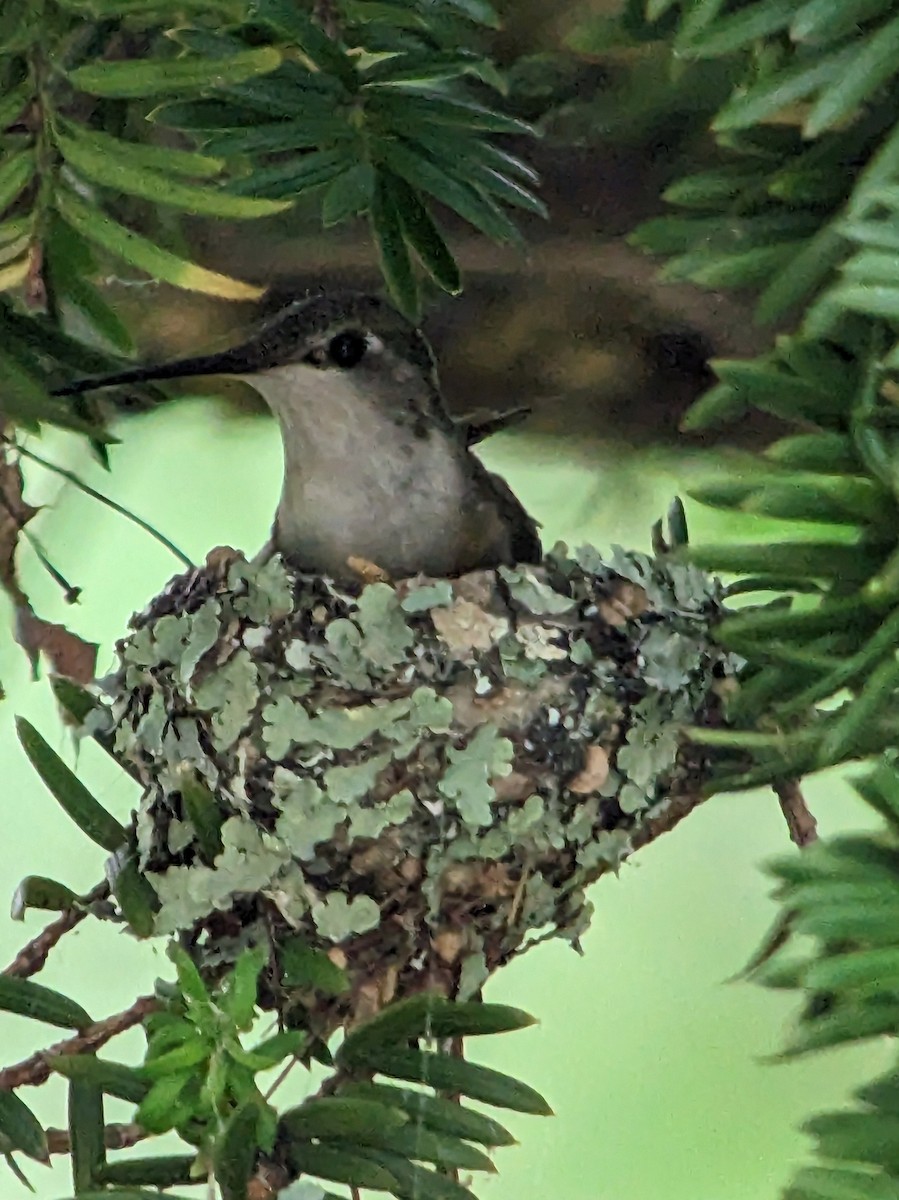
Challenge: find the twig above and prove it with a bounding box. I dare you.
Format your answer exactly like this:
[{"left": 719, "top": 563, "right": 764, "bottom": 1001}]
[
  {"left": 313, "top": 0, "right": 339, "bottom": 37},
  {"left": 46, "top": 1121, "right": 147, "bottom": 1156},
  {"left": 774, "top": 778, "right": 818, "bottom": 848},
  {"left": 11, "top": 440, "right": 195, "bottom": 569},
  {"left": 0, "top": 995, "right": 158, "bottom": 1090},
  {"left": 3, "top": 882, "right": 110, "bottom": 979}
]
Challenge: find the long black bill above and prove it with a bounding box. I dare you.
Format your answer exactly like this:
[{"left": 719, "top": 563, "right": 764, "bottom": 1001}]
[{"left": 51, "top": 344, "right": 256, "bottom": 397}]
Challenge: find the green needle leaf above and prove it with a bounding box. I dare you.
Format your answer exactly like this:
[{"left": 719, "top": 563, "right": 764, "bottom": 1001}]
[
  {"left": 0, "top": 975, "right": 91, "bottom": 1030},
  {"left": 56, "top": 126, "right": 289, "bottom": 219},
  {"left": 54, "top": 186, "right": 264, "bottom": 300},
  {"left": 371, "top": 169, "right": 419, "bottom": 318},
  {"left": 16, "top": 716, "right": 127, "bottom": 851},
  {"left": 345, "top": 1046, "right": 553, "bottom": 1114},
  {"left": 385, "top": 171, "right": 461, "bottom": 293},
  {"left": 68, "top": 46, "right": 282, "bottom": 98},
  {"left": 0, "top": 1092, "right": 48, "bottom": 1163},
  {"left": 322, "top": 162, "right": 376, "bottom": 226},
  {"left": 380, "top": 142, "right": 521, "bottom": 245},
  {"left": 0, "top": 151, "right": 34, "bottom": 215}
]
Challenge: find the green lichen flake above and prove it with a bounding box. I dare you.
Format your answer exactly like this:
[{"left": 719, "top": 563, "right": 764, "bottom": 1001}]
[
  {"left": 400, "top": 580, "right": 454, "bottom": 612},
  {"left": 312, "top": 894, "right": 380, "bottom": 941},
  {"left": 439, "top": 726, "right": 514, "bottom": 828},
  {"left": 193, "top": 649, "right": 259, "bottom": 748}
]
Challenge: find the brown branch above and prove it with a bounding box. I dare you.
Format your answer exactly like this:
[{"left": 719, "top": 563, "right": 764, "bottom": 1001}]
[
  {"left": 774, "top": 779, "right": 818, "bottom": 848},
  {"left": 0, "top": 995, "right": 158, "bottom": 1090},
  {"left": 46, "top": 1121, "right": 147, "bottom": 1156},
  {"left": 4, "top": 883, "right": 110, "bottom": 979}
]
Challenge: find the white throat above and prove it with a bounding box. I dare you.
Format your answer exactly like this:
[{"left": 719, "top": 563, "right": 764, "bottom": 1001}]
[{"left": 244, "top": 364, "right": 470, "bottom": 579}]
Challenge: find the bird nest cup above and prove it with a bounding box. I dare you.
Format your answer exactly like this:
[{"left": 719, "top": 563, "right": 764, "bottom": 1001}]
[{"left": 92, "top": 540, "right": 729, "bottom": 1033}]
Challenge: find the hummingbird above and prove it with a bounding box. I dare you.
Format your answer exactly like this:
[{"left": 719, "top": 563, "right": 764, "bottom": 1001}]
[{"left": 52, "top": 291, "right": 542, "bottom": 582}]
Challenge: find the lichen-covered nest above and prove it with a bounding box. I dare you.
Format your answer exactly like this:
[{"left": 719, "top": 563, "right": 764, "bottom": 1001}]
[{"left": 94, "top": 542, "right": 730, "bottom": 1029}]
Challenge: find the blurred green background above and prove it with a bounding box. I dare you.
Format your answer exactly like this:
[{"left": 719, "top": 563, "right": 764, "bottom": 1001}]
[{"left": 0, "top": 405, "right": 889, "bottom": 1200}]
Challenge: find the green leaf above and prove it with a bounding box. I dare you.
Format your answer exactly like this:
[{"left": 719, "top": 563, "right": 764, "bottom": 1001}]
[
  {"left": 339, "top": 1082, "right": 517, "bottom": 1147},
  {"left": 680, "top": 0, "right": 803, "bottom": 57},
  {"left": 664, "top": 242, "right": 802, "bottom": 289},
  {"left": 713, "top": 47, "right": 857, "bottom": 131},
  {"left": 681, "top": 382, "right": 748, "bottom": 431},
  {"left": 48, "top": 1055, "right": 150, "bottom": 1103},
  {"left": 717, "top": 597, "right": 886, "bottom": 648},
  {"left": 348, "top": 1146, "right": 477, "bottom": 1200},
  {"left": 753, "top": 224, "right": 844, "bottom": 324},
  {"left": 167, "top": 944, "right": 213, "bottom": 1016},
  {"left": 51, "top": 1191, "right": 200, "bottom": 1200},
  {"left": 68, "top": 47, "right": 282, "bottom": 98},
  {"left": 0, "top": 1092, "right": 48, "bottom": 1163},
  {"left": 689, "top": 472, "right": 885, "bottom": 526},
  {"left": 54, "top": 186, "right": 264, "bottom": 300},
  {"left": 855, "top": 762, "right": 899, "bottom": 829},
  {"left": 16, "top": 717, "right": 127, "bottom": 851},
  {"left": 345, "top": 1046, "right": 552, "bottom": 1114},
  {"left": 687, "top": 541, "right": 877, "bottom": 583},
  {"left": 10, "top": 874, "right": 80, "bottom": 920},
  {"left": 711, "top": 359, "right": 846, "bottom": 423},
  {"left": 69, "top": 1077, "right": 105, "bottom": 1191},
  {"left": 136, "top": 1072, "right": 197, "bottom": 1134},
  {"left": 380, "top": 141, "right": 521, "bottom": 245},
  {"left": 786, "top": 1164, "right": 899, "bottom": 1200},
  {"left": 322, "top": 162, "right": 376, "bottom": 226},
  {"left": 56, "top": 126, "right": 290, "bottom": 219},
  {"left": 804, "top": 13, "right": 899, "bottom": 136},
  {"left": 140, "top": 1040, "right": 210, "bottom": 1080},
  {"left": 279, "top": 938, "right": 349, "bottom": 995},
  {"left": 340, "top": 994, "right": 535, "bottom": 1064},
  {"left": 404, "top": 134, "right": 546, "bottom": 217},
  {"left": 57, "top": 123, "right": 223, "bottom": 178},
  {"left": 281, "top": 1098, "right": 408, "bottom": 1141},
  {"left": 0, "top": 82, "right": 30, "bottom": 132},
  {"left": 111, "top": 855, "right": 158, "bottom": 937},
  {"left": 0, "top": 151, "right": 34, "bottom": 215},
  {"left": 219, "top": 944, "right": 266, "bottom": 1029},
  {"left": 0, "top": 975, "right": 90, "bottom": 1030},
  {"left": 214, "top": 1099, "right": 261, "bottom": 1200},
  {"left": 361, "top": 50, "right": 499, "bottom": 89},
  {"left": 282, "top": 1140, "right": 399, "bottom": 1190},
  {"left": 791, "top": 0, "right": 897, "bottom": 45},
  {"left": 804, "top": 947, "right": 899, "bottom": 995},
  {"left": 241, "top": 1029, "right": 308, "bottom": 1069},
  {"left": 371, "top": 169, "right": 418, "bottom": 317},
  {"left": 819, "top": 656, "right": 899, "bottom": 763},
  {"left": 178, "top": 775, "right": 224, "bottom": 863},
  {"left": 827, "top": 283, "right": 899, "bottom": 322},
  {"left": 805, "top": 1112, "right": 899, "bottom": 1172},
  {"left": 98, "top": 1156, "right": 197, "bottom": 1188},
  {"left": 384, "top": 170, "right": 461, "bottom": 293},
  {"left": 149, "top": 100, "right": 270, "bottom": 130},
  {"left": 433, "top": 0, "right": 500, "bottom": 26},
  {"left": 367, "top": 88, "right": 533, "bottom": 136},
  {"left": 228, "top": 148, "right": 352, "bottom": 199},
  {"left": 0, "top": 343, "right": 111, "bottom": 435},
  {"left": 54, "top": 267, "right": 135, "bottom": 355},
  {"left": 344, "top": 1125, "right": 494, "bottom": 1173},
  {"left": 251, "top": 0, "right": 358, "bottom": 85},
  {"left": 663, "top": 166, "right": 762, "bottom": 208},
  {"left": 205, "top": 118, "right": 353, "bottom": 156}
]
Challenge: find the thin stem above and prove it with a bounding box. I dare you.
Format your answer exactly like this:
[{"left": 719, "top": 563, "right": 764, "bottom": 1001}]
[
  {"left": 4, "top": 881, "right": 109, "bottom": 979},
  {"left": 12, "top": 439, "right": 195, "bottom": 568}
]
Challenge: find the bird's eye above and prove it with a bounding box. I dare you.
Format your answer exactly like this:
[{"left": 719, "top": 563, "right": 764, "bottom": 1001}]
[{"left": 327, "top": 330, "right": 368, "bottom": 368}]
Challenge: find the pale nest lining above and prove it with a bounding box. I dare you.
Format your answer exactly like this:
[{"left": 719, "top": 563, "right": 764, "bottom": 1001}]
[{"left": 94, "top": 542, "right": 729, "bottom": 1025}]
